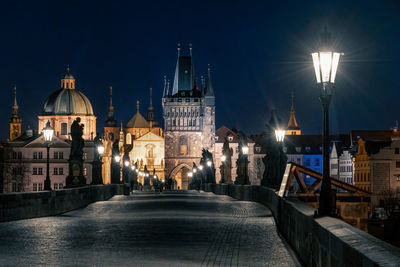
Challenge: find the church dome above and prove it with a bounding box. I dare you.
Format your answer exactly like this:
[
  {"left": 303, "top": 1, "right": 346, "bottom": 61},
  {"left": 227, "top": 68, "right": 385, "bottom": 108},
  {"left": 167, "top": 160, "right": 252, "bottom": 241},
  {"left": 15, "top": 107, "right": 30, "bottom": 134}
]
[
  {"left": 41, "top": 66, "right": 94, "bottom": 116},
  {"left": 42, "top": 88, "right": 94, "bottom": 116}
]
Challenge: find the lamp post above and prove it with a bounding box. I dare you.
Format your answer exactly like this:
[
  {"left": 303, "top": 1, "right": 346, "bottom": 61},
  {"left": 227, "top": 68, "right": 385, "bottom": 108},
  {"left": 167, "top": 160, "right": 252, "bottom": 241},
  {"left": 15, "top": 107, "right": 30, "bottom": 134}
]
[
  {"left": 199, "top": 164, "right": 204, "bottom": 190},
  {"left": 242, "top": 146, "right": 249, "bottom": 185},
  {"left": 311, "top": 27, "right": 341, "bottom": 216},
  {"left": 92, "top": 136, "right": 104, "bottom": 185},
  {"left": 220, "top": 155, "right": 226, "bottom": 184},
  {"left": 42, "top": 121, "right": 54, "bottom": 190},
  {"left": 275, "top": 129, "right": 286, "bottom": 188}
]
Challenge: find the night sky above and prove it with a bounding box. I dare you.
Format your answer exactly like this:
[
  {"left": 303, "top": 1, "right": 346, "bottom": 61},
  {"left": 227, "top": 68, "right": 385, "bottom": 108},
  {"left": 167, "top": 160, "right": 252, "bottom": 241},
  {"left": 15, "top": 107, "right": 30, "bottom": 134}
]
[{"left": 0, "top": 0, "right": 399, "bottom": 139}]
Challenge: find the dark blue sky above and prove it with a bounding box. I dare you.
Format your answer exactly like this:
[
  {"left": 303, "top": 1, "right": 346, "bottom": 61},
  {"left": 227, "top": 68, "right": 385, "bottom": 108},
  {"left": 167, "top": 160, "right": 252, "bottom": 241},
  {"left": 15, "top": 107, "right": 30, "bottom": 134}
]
[{"left": 1, "top": 0, "right": 399, "bottom": 138}]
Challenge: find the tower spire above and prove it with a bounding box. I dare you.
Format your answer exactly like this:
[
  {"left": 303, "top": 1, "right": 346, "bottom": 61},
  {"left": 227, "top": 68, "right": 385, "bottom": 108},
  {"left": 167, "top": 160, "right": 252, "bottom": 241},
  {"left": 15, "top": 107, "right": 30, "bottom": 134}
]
[
  {"left": 286, "top": 91, "right": 301, "bottom": 135},
  {"left": 105, "top": 86, "right": 117, "bottom": 127},
  {"left": 177, "top": 42, "right": 181, "bottom": 56},
  {"left": 9, "top": 85, "right": 22, "bottom": 141},
  {"left": 149, "top": 87, "right": 153, "bottom": 107},
  {"left": 137, "top": 100, "right": 140, "bottom": 113},
  {"left": 163, "top": 75, "right": 167, "bottom": 97},
  {"left": 205, "top": 64, "right": 214, "bottom": 97},
  {"left": 147, "top": 87, "right": 156, "bottom": 127}
]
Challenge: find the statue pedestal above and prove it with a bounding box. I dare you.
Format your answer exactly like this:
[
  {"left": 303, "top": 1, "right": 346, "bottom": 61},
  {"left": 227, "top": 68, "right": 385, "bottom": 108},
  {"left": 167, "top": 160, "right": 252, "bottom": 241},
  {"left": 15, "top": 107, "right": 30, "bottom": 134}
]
[{"left": 66, "top": 159, "right": 86, "bottom": 188}]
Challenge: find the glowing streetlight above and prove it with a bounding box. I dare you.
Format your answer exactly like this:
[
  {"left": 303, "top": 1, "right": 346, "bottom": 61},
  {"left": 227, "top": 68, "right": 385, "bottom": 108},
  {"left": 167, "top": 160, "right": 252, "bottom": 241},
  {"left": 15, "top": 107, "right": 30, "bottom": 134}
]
[
  {"left": 199, "top": 165, "right": 204, "bottom": 171},
  {"left": 241, "top": 146, "right": 249, "bottom": 155},
  {"left": 221, "top": 155, "right": 226, "bottom": 162},
  {"left": 124, "top": 160, "right": 129, "bottom": 167},
  {"left": 42, "top": 121, "right": 54, "bottom": 190},
  {"left": 193, "top": 168, "right": 197, "bottom": 173},
  {"left": 275, "top": 129, "right": 286, "bottom": 143},
  {"left": 114, "top": 155, "right": 120, "bottom": 162},
  {"left": 311, "top": 27, "right": 341, "bottom": 217},
  {"left": 207, "top": 160, "right": 212, "bottom": 167},
  {"left": 131, "top": 165, "right": 135, "bottom": 170},
  {"left": 188, "top": 172, "right": 193, "bottom": 177},
  {"left": 97, "top": 144, "right": 105, "bottom": 155}
]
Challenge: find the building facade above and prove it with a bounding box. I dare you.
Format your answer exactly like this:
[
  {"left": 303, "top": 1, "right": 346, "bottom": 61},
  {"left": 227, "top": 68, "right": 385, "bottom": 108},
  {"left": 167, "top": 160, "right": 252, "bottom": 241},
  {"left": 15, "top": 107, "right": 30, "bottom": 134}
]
[{"left": 162, "top": 47, "right": 215, "bottom": 189}]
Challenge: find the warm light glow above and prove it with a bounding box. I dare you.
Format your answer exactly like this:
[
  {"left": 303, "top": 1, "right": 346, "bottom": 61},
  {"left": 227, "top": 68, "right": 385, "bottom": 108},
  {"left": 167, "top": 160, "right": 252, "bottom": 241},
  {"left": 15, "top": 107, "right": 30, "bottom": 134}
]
[
  {"left": 124, "top": 161, "right": 129, "bottom": 167},
  {"left": 207, "top": 161, "right": 212, "bottom": 167},
  {"left": 312, "top": 51, "right": 341, "bottom": 84},
  {"left": 135, "top": 169, "right": 139, "bottom": 173},
  {"left": 242, "top": 146, "right": 249, "bottom": 155},
  {"left": 221, "top": 155, "right": 226, "bottom": 162},
  {"left": 188, "top": 172, "right": 193, "bottom": 177},
  {"left": 131, "top": 165, "right": 135, "bottom": 170},
  {"left": 153, "top": 175, "right": 156, "bottom": 179},
  {"left": 114, "top": 155, "right": 120, "bottom": 162},
  {"left": 146, "top": 173, "right": 149, "bottom": 177},
  {"left": 199, "top": 165, "right": 203, "bottom": 170},
  {"left": 275, "top": 129, "right": 286, "bottom": 143},
  {"left": 193, "top": 168, "right": 197, "bottom": 173},
  {"left": 97, "top": 144, "right": 105, "bottom": 155},
  {"left": 42, "top": 121, "right": 54, "bottom": 142},
  {"left": 162, "top": 179, "right": 165, "bottom": 183}
]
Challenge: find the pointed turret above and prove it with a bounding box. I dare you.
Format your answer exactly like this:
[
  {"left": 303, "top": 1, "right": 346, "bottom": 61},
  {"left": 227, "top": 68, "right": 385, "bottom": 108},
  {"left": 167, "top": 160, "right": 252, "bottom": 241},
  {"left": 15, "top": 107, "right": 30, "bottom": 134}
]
[
  {"left": 147, "top": 87, "right": 157, "bottom": 127},
  {"left": 9, "top": 85, "right": 22, "bottom": 141},
  {"left": 105, "top": 86, "right": 117, "bottom": 127},
  {"left": 204, "top": 64, "right": 215, "bottom": 106},
  {"left": 172, "top": 43, "right": 195, "bottom": 95},
  {"left": 162, "top": 76, "right": 167, "bottom": 97},
  {"left": 286, "top": 92, "right": 301, "bottom": 135}
]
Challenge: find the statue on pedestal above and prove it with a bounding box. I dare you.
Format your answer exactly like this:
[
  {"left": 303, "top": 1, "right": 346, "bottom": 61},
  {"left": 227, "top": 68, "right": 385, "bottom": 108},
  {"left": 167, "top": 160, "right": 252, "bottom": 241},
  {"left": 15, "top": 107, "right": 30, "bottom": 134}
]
[{"left": 66, "top": 118, "right": 86, "bottom": 187}]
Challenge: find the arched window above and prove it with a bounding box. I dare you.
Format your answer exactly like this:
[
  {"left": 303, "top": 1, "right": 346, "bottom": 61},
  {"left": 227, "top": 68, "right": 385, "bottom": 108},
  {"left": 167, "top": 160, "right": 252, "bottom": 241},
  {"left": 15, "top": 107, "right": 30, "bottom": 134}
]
[
  {"left": 126, "top": 133, "right": 132, "bottom": 144},
  {"left": 61, "top": 123, "right": 68, "bottom": 135}
]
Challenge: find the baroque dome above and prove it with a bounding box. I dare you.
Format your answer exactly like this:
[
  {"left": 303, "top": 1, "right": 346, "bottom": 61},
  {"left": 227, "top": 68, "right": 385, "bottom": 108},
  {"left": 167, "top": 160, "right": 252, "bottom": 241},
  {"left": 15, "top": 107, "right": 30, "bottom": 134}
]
[
  {"left": 42, "top": 88, "right": 94, "bottom": 116},
  {"left": 41, "top": 66, "right": 94, "bottom": 116}
]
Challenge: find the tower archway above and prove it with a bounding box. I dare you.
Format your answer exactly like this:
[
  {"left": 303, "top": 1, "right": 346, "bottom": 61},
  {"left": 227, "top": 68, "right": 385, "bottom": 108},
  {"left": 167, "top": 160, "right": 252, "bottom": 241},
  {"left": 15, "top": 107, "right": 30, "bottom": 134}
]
[{"left": 169, "top": 163, "right": 192, "bottom": 190}]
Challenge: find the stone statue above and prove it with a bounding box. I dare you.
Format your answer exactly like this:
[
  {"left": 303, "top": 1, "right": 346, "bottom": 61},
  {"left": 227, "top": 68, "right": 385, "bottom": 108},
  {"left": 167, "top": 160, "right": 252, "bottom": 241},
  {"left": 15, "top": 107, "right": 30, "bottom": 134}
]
[{"left": 66, "top": 117, "right": 86, "bottom": 187}]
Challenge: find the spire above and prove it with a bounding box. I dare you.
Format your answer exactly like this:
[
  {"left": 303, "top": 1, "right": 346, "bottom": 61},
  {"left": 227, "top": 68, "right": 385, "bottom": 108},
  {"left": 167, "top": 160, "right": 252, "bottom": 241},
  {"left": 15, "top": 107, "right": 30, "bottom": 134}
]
[
  {"left": 66, "top": 64, "right": 70, "bottom": 75},
  {"left": 177, "top": 42, "right": 181, "bottom": 56},
  {"left": 167, "top": 80, "right": 170, "bottom": 96},
  {"left": 172, "top": 43, "right": 195, "bottom": 95},
  {"left": 9, "top": 85, "right": 22, "bottom": 141},
  {"left": 163, "top": 75, "right": 167, "bottom": 97},
  {"left": 12, "top": 85, "right": 18, "bottom": 116},
  {"left": 105, "top": 86, "right": 117, "bottom": 127},
  {"left": 287, "top": 91, "right": 299, "bottom": 128},
  {"left": 137, "top": 100, "right": 140, "bottom": 113},
  {"left": 148, "top": 88, "right": 156, "bottom": 126},
  {"left": 205, "top": 64, "right": 214, "bottom": 97}
]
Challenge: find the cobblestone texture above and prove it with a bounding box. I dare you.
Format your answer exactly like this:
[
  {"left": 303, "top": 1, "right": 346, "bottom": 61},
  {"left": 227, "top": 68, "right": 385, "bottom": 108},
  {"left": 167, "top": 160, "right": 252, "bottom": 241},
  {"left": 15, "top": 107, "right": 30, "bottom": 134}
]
[{"left": 0, "top": 191, "right": 300, "bottom": 267}]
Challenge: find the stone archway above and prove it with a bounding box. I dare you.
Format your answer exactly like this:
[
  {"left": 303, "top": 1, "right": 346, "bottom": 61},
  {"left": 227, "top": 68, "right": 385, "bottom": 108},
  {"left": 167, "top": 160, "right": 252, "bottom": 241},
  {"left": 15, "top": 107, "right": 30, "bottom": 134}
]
[{"left": 169, "top": 163, "right": 192, "bottom": 190}]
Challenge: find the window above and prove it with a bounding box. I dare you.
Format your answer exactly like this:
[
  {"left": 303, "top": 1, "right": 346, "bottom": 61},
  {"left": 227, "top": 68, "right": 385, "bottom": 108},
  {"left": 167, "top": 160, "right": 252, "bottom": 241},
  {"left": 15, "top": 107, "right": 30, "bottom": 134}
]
[
  {"left": 59, "top": 183, "right": 63, "bottom": 189},
  {"left": 33, "top": 168, "right": 38, "bottom": 175},
  {"left": 59, "top": 168, "right": 64, "bottom": 175},
  {"left": 83, "top": 152, "right": 87, "bottom": 160},
  {"left": 305, "top": 158, "right": 311, "bottom": 166},
  {"left": 38, "top": 183, "right": 43, "bottom": 191},
  {"left": 38, "top": 168, "right": 43, "bottom": 175},
  {"left": 33, "top": 152, "right": 37, "bottom": 159},
  {"left": 305, "top": 147, "right": 311, "bottom": 152},
  {"left": 12, "top": 167, "right": 17, "bottom": 175},
  {"left": 33, "top": 183, "right": 37, "bottom": 191},
  {"left": 54, "top": 168, "right": 58, "bottom": 175},
  {"left": 83, "top": 167, "right": 87, "bottom": 176},
  {"left": 396, "top": 161, "right": 400, "bottom": 168},
  {"left": 295, "top": 147, "right": 301, "bottom": 153},
  {"left": 179, "top": 136, "right": 188, "bottom": 155},
  {"left": 315, "top": 158, "right": 320, "bottom": 166},
  {"left": 228, "top": 136, "right": 233, "bottom": 142},
  {"left": 54, "top": 152, "right": 58, "bottom": 159},
  {"left": 61, "top": 123, "right": 68, "bottom": 135},
  {"left": 256, "top": 146, "right": 261, "bottom": 153},
  {"left": 38, "top": 152, "right": 43, "bottom": 159},
  {"left": 12, "top": 183, "right": 17, "bottom": 192},
  {"left": 396, "top": 148, "right": 400, "bottom": 154},
  {"left": 59, "top": 152, "right": 63, "bottom": 159},
  {"left": 54, "top": 183, "right": 58, "bottom": 190},
  {"left": 215, "top": 136, "right": 219, "bottom": 141}
]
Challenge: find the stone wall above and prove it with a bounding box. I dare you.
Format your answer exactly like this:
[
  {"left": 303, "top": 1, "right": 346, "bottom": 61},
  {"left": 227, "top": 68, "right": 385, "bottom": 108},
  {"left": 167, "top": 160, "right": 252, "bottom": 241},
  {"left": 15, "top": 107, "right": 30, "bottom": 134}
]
[
  {"left": 0, "top": 184, "right": 126, "bottom": 222},
  {"left": 205, "top": 183, "right": 400, "bottom": 267}
]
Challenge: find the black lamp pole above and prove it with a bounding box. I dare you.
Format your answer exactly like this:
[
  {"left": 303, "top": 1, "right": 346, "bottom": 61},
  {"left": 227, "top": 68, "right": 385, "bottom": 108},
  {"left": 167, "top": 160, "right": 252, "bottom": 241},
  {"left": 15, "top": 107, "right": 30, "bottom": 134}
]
[{"left": 44, "top": 143, "right": 51, "bottom": 190}]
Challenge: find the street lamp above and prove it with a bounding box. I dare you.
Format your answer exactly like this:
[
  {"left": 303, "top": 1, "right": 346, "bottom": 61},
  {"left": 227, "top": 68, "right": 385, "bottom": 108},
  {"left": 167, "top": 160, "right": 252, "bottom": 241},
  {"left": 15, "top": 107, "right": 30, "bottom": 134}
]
[
  {"left": 42, "top": 121, "right": 54, "bottom": 190},
  {"left": 97, "top": 144, "right": 105, "bottom": 155},
  {"left": 207, "top": 160, "right": 212, "bottom": 167},
  {"left": 131, "top": 165, "right": 135, "bottom": 170},
  {"left": 312, "top": 27, "right": 341, "bottom": 217},
  {"left": 275, "top": 129, "right": 286, "bottom": 143},
  {"left": 124, "top": 160, "right": 130, "bottom": 167},
  {"left": 242, "top": 145, "right": 249, "bottom": 185},
  {"left": 188, "top": 172, "right": 193, "bottom": 177},
  {"left": 114, "top": 155, "right": 120, "bottom": 163},
  {"left": 199, "top": 165, "right": 203, "bottom": 171}
]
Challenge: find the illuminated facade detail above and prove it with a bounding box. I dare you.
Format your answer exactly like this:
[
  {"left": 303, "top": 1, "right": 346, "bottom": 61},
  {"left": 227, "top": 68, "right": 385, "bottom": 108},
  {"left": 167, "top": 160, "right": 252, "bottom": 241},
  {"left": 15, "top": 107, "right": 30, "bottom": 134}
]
[
  {"left": 285, "top": 92, "right": 301, "bottom": 136},
  {"left": 38, "top": 66, "right": 96, "bottom": 140},
  {"left": 162, "top": 46, "right": 215, "bottom": 189},
  {"left": 354, "top": 138, "right": 371, "bottom": 192},
  {"left": 102, "top": 87, "right": 164, "bottom": 184},
  {"left": 9, "top": 85, "right": 22, "bottom": 141}
]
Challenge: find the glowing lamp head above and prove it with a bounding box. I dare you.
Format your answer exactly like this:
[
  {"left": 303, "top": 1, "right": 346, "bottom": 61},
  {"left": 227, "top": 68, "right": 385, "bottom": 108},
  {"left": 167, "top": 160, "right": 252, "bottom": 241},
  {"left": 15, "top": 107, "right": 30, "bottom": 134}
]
[
  {"left": 242, "top": 146, "right": 249, "bottom": 155},
  {"left": 193, "top": 168, "right": 197, "bottom": 173},
  {"left": 275, "top": 129, "right": 286, "bottom": 143},
  {"left": 207, "top": 161, "right": 212, "bottom": 167},
  {"left": 114, "top": 155, "right": 120, "bottom": 162},
  {"left": 153, "top": 175, "right": 156, "bottom": 179},
  {"left": 162, "top": 179, "right": 165, "bottom": 183},
  {"left": 42, "top": 121, "right": 54, "bottom": 142},
  {"left": 221, "top": 155, "right": 226, "bottom": 162},
  {"left": 124, "top": 161, "right": 129, "bottom": 167},
  {"left": 146, "top": 173, "right": 149, "bottom": 177},
  {"left": 135, "top": 169, "right": 139, "bottom": 173},
  {"left": 199, "top": 165, "right": 204, "bottom": 170},
  {"left": 188, "top": 172, "right": 193, "bottom": 177},
  {"left": 97, "top": 144, "right": 105, "bottom": 155},
  {"left": 131, "top": 165, "right": 135, "bottom": 170}
]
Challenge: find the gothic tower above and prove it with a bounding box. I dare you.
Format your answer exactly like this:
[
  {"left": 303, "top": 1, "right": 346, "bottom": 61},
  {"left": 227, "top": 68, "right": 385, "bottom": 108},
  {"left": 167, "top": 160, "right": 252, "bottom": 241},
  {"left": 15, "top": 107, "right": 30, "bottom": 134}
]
[
  {"left": 9, "top": 85, "right": 22, "bottom": 141},
  {"left": 162, "top": 44, "right": 215, "bottom": 189},
  {"left": 286, "top": 92, "right": 301, "bottom": 135},
  {"left": 147, "top": 87, "right": 157, "bottom": 128}
]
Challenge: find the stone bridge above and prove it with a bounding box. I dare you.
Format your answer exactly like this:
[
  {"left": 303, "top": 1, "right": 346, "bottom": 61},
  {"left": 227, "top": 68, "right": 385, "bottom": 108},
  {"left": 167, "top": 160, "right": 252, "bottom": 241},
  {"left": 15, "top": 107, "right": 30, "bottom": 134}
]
[{"left": 1, "top": 184, "right": 400, "bottom": 266}]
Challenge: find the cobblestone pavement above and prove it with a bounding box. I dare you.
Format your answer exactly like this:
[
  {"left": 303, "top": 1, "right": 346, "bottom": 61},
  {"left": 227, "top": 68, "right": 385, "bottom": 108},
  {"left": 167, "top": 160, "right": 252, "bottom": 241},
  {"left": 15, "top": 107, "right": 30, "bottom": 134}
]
[{"left": 0, "top": 191, "right": 301, "bottom": 267}]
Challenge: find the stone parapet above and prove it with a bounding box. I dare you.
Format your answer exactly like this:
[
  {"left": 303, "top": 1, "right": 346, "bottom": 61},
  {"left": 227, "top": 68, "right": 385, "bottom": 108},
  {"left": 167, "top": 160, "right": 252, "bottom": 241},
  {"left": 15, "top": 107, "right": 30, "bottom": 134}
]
[
  {"left": 205, "top": 183, "right": 400, "bottom": 267},
  {"left": 0, "top": 184, "right": 126, "bottom": 222}
]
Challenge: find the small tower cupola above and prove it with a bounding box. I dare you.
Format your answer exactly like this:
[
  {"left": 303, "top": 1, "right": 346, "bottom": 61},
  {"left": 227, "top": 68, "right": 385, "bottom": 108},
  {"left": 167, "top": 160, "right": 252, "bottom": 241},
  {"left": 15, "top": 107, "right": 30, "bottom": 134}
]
[{"left": 61, "top": 65, "right": 76, "bottom": 89}]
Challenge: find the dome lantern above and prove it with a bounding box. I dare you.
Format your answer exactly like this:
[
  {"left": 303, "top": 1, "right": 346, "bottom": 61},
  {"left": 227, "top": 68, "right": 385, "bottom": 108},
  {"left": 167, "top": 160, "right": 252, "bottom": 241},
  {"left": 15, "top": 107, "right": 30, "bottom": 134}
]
[{"left": 61, "top": 65, "right": 75, "bottom": 89}]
